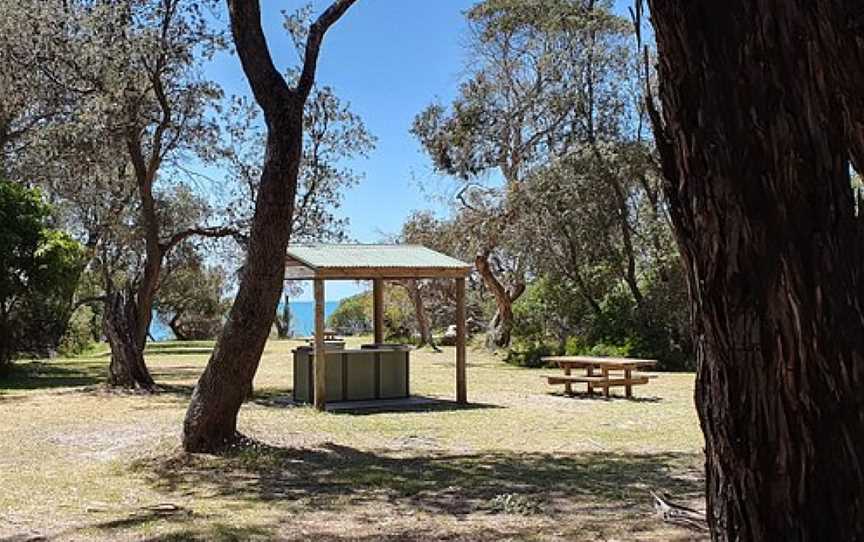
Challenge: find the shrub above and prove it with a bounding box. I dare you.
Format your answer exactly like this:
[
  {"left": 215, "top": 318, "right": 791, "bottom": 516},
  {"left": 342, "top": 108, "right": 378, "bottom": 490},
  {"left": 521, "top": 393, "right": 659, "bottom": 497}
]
[
  {"left": 510, "top": 271, "right": 695, "bottom": 371},
  {"left": 0, "top": 180, "right": 85, "bottom": 365},
  {"left": 58, "top": 306, "right": 97, "bottom": 356},
  {"left": 328, "top": 293, "right": 371, "bottom": 334},
  {"left": 565, "top": 337, "right": 632, "bottom": 358},
  {"left": 504, "top": 341, "right": 555, "bottom": 368}
]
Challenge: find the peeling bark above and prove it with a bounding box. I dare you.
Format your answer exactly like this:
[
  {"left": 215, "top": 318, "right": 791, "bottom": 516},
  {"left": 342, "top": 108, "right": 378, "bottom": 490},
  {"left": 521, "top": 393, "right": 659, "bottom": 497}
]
[{"left": 647, "top": 1, "right": 864, "bottom": 539}]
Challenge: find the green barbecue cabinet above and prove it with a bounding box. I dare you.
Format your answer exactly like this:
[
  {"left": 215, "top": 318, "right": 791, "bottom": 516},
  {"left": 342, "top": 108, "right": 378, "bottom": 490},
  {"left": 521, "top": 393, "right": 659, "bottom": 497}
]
[{"left": 293, "top": 344, "right": 410, "bottom": 403}]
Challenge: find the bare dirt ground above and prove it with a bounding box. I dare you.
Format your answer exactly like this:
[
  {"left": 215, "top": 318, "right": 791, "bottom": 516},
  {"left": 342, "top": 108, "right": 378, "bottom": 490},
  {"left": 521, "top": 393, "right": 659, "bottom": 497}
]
[{"left": 0, "top": 339, "right": 706, "bottom": 541}]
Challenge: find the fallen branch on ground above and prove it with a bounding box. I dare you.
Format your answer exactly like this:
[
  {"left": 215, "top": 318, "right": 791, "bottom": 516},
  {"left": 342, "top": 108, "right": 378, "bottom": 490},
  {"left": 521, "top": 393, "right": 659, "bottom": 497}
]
[{"left": 650, "top": 490, "right": 708, "bottom": 532}]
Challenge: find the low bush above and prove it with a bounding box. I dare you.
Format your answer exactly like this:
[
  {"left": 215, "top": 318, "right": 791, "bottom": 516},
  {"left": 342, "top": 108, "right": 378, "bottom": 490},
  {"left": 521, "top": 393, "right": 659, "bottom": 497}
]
[
  {"left": 504, "top": 342, "right": 555, "bottom": 368},
  {"left": 58, "top": 306, "right": 97, "bottom": 356},
  {"left": 509, "top": 272, "right": 695, "bottom": 371}
]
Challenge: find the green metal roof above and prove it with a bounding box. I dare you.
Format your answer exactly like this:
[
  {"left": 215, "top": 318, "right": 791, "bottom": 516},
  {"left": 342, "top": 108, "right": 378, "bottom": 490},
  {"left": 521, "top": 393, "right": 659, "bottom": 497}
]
[{"left": 285, "top": 244, "right": 472, "bottom": 279}]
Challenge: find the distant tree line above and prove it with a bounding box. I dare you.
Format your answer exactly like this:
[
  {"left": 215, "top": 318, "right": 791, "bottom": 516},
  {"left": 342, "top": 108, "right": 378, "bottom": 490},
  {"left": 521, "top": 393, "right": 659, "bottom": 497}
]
[{"left": 399, "top": 0, "right": 691, "bottom": 369}]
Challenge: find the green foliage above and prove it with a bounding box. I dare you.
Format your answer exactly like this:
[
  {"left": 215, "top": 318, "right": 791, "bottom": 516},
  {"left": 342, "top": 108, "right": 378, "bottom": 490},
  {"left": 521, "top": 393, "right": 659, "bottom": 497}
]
[
  {"left": 565, "top": 337, "right": 632, "bottom": 358},
  {"left": 327, "top": 293, "right": 371, "bottom": 334},
  {"left": 512, "top": 276, "right": 588, "bottom": 344},
  {"left": 0, "top": 180, "right": 84, "bottom": 366},
  {"left": 155, "top": 245, "right": 230, "bottom": 341},
  {"left": 58, "top": 306, "right": 97, "bottom": 357},
  {"left": 327, "top": 287, "right": 424, "bottom": 341},
  {"left": 509, "top": 273, "right": 694, "bottom": 371},
  {"left": 504, "top": 342, "right": 555, "bottom": 368}
]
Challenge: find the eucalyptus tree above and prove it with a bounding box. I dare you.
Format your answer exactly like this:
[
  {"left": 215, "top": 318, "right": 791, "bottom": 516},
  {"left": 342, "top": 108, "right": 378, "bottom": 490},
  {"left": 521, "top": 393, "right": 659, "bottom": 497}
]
[
  {"left": 412, "top": 0, "right": 635, "bottom": 347},
  {"left": 4, "top": 0, "right": 236, "bottom": 390},
  {"left": 0, "top": 2, "right": 73, "bottom": 175},
  {"left": 513, "top": 140, "right": 675, "bottom": 313},
  {"left": 398, "top": 212, "right": 461, "bottom": 350},
  {"left": 645, "top": 0, "right": 864, "bottom": 538},
  {"left": 183, "top": 0, "right": 358, "bottom": 452}
]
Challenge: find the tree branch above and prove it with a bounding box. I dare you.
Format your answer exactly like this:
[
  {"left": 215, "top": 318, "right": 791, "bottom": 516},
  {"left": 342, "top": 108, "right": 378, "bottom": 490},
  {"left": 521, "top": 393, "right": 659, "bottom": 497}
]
[
  {"left": 162, "top": 226, "right": 241, "bottom": 252},
  {"left": 226, "top": 0, "right": 293, "bottom": 117},
  {"left": 296, "top": 0, "right": 359, "bottom": 100},
  {"left": 71, "top": 295, "right": 109, "bottom": 313}
]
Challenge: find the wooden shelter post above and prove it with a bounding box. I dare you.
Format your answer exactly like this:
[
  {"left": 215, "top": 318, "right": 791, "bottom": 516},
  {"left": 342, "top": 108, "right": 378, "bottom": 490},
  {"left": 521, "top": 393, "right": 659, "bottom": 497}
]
[
  {"left": 313, "top": 279, "right": 326, "bottom": 411},
  {"left": 456, "top": 277, "right": 467, "bottom": 404},
  {"left": 373, "top": 278, "right": 385, "bottom": 344}
]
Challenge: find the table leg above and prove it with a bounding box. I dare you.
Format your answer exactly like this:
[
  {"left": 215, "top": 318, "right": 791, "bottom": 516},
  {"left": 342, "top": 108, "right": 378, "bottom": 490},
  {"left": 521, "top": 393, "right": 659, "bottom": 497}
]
[
  {"left": 602, "top": 368, "right": 610, "bottom": 398},
  {"left": 586, "top": 366, "right": 594, "bottom": 395},
  {"left": 564, "top": 366, "right": 572, "bottom": 396},
  {"left": 625, "top": 368, "right": 633, "bottom": 398}
]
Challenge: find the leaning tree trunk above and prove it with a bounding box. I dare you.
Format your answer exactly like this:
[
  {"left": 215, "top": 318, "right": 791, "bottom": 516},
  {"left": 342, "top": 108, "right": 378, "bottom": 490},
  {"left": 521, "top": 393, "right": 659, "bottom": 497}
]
[
  {"left": 168, "top": 313, "right": 189, "bottom": 341},
  {"left": 104, "top": 291, "right": 156, "bottom": 391},
  {"left": 476, "top": 252, "right": 524, "bottom": 348},
  {"left": 183, "top": 120, "right": 301, "bottom": 450},
  {"left": 182, "top": 0, "right": 357, "bottom": 452},
  {"left": 404, "top": 280, "right": 439, "bottom": 351},
  {"left": 647, "top": 1, "right": 864, "bottom": 539}
]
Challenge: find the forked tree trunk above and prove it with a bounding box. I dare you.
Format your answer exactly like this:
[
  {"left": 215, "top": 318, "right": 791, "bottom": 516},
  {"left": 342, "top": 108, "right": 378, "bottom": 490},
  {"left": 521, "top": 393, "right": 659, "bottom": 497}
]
[
  {"left": 647, "top": 1, "right": 864, "bottom": 539},
  {"left": 104, "top": 291, "right": 156, "bottom": 391},
  {"left": 403, "top": 280, "right": 439, "bottom": 351},
  {"left": 476, "top": 251, "right": 524, "bottom": 348},
  {"left": 182, "top": 0, "right": 357, "bottom": 452}
]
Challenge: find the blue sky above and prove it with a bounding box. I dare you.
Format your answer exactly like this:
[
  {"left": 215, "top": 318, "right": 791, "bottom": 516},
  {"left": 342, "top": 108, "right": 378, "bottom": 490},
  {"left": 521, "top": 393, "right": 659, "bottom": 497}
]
[{"left": 205, "top": 1, "right": 632, "bottom": 301}]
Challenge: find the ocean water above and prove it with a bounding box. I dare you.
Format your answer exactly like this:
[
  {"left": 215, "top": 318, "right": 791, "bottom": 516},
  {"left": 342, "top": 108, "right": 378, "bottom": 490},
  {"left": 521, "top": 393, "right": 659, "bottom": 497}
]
[
  {"left": 283, "top": 300, "right": 340, "bottom": 337},
  {"left": 149, "top": 300, "right": 340, "bottom": 341}
]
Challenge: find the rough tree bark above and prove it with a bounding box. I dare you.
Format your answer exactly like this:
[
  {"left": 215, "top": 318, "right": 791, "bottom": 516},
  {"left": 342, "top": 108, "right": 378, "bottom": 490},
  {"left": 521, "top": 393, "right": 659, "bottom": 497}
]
[
  {"left": 647, "top": 1, "right": 864, "bottom": 539},
  {"left": 103, "top": 290, "right": 156, "bottom": 391},
  {"left": 182, "top": 0, "right": 357, "bottom": 452}
]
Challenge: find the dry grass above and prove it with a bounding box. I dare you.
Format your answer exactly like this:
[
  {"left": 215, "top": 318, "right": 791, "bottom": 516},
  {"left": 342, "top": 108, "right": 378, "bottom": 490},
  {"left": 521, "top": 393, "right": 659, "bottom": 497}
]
[{"left": 0, "top": 338, "right": 706, "bottom": 541}]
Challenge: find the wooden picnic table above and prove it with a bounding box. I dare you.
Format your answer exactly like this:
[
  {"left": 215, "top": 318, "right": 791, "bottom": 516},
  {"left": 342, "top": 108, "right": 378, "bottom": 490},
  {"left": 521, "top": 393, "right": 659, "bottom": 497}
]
[{"left": 541, "top": 356, "right": 658, "bottom": 398}]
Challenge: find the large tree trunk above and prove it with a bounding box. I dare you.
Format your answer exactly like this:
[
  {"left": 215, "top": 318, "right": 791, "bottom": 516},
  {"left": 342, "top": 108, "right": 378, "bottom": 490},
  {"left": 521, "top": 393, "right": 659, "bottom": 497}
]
[
  {"left": 134, "top": 250, "right": 162, "bottom": 350},
  {"left": 183, "top": 120, "right": 301, "bottom": 451},
  {"left": 476, "top": 252, "right": 524, "bottom": 348},
  {"left": 182, "top": 0, "right": 356, "bottom": 452},
  {"left": 647, "top": 1, "right": 864, "bottom": 539},
  {"left": 104, "top": 291, "right": 156, "bottom": 391}
]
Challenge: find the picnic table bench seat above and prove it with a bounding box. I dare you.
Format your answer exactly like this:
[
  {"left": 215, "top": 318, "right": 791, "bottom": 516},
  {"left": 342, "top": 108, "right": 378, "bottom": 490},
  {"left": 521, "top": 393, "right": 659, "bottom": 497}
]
[
  {"left": 541, "top": 355, "right": 658, "bottom": 398},
  {"left": 544, "top": 374, "right": 651, "bottom": 387}
]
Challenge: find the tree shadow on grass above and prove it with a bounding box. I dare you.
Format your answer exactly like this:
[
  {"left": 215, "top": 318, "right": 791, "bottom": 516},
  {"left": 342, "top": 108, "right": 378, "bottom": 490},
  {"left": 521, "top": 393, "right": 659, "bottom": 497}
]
[
  {"left": 248, "top": 389, "right": 504, "bottom": 415},
  {"left": 0, "top": 360, "right": 104, "bottom": 392},
  {"left": 147, "top": 365, "right": 205, "bottom": 382},
  {"left": 131, "top": 441, "right": 703, "bottom": 518},
  {"left": 548, "top": 391, "right": 664, "bottom": 403}
]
